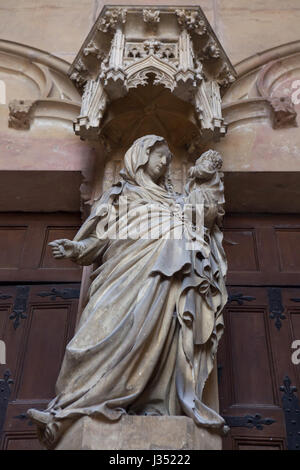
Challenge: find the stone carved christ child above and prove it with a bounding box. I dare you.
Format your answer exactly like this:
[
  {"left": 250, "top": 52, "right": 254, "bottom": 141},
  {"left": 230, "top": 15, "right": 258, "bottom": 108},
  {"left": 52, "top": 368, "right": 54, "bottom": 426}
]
[
  {"left": 186, "top": 149, "right": 225, "bottom": 232},
  {"left": 28, "top": 135, "right": 228, "bottom": 449}
]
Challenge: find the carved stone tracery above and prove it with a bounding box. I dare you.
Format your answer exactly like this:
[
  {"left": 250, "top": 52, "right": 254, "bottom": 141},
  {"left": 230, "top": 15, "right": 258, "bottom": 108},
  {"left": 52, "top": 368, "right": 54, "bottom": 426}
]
[
  {"left": 73, "top": 77, "right": 108, "bottom": 139},
  {"left": 69, "top": 6, "right": 236, "bottom": 145},
  {"left": 124, "top": 40, "right": 178, "bottom": 67}
]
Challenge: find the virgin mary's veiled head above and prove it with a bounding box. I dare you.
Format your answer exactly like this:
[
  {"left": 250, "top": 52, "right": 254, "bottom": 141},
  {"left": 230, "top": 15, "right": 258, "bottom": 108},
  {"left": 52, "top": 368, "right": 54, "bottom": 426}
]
[{"left": 121, "top": 135, "right": 172, "bottom": 185}]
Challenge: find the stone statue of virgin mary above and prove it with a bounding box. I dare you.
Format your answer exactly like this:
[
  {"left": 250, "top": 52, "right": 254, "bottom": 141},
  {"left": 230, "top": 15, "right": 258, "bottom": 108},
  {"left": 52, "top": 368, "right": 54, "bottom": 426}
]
[{"left": 28, "top": 135, "right": 228, "bottom": 448}]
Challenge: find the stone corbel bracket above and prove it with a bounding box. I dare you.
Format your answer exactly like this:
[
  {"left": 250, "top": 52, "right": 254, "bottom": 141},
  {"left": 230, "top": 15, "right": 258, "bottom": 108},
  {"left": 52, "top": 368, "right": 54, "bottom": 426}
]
[
  {"left": 267, "top": 95, "right": 297, "bottom": 129},
  {"left": 8, "top": 98, "right": 80, "bottom": 131},
  {"left": 69, "top": 5, "right": 236, "bottom": 145},
  {"left": 256, "top": 61, "right": 298, "bottom": 129},
  {"left": 8, "top": 99, "right": 37, "bottom": 130}
]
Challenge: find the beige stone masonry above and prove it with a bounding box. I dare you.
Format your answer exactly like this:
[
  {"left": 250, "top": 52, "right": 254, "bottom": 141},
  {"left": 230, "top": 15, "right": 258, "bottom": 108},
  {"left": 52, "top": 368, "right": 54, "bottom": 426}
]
[{"left": 55, "top": 415, "right": 222, "bottom": 450}]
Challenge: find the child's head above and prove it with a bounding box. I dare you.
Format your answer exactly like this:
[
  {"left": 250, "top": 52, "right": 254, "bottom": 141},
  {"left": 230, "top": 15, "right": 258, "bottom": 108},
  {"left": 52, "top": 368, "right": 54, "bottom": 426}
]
[
  {"left": 195, "top": 150, "right": 223, "bottom": 171},
  {"left": 188, "top": 150, "right": 223, "bottom": 179}
]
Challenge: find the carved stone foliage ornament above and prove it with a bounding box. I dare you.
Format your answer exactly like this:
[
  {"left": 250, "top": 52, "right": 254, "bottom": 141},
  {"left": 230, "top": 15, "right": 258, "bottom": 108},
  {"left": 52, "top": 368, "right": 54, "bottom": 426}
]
[
  {"left": 268, "top": 96, "right": 297, "bottom": 129},
  {"left": 69, "top": 6, "right": 236, "bottom": 145},
  {"left": 175, "top": 8, "right": 207, "bottom": 35},
  {"left": 97, "top": 8, "right": 127, "bottom": 33},
  {"left": 143, "top": 9, "right": 160, "bottom": 26},
  {"left": 8, "top": 100, "right": 36, "bottom": 130}
]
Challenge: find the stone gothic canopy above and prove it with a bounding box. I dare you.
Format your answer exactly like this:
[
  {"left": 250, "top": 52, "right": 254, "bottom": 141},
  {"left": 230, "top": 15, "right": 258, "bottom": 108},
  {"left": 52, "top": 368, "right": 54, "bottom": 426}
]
[{"left": 69, "top": 5, "right": 236, "bottom": 149}]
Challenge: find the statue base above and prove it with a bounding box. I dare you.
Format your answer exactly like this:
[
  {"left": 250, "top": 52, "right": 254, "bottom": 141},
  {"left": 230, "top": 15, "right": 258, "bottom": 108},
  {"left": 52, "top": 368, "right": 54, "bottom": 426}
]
[{"left": 54, "top": 415, "right": 222, "bottom": 450}]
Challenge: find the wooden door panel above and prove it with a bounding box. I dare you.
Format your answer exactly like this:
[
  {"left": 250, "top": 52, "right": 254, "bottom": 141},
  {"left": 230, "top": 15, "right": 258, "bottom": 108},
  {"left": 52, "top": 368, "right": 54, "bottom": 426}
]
[
  {"left": 224, "top": 215, "right": 300, "bottom": 285},
  {"left": 0, "top": 287, "right": 26, "bottom": 388},
  {"left": 218, "top": 286, "right": 300, "bottom": 450},
  {"left": 2, "top": 432, "right": 43, "bottom": 450},
  {"left": 17, "top": 305, "right": 71, "bottom": 400},
  {"left": 228, "top": 307, "right": 275, "bottom": 405},
  {"left": 223, "top": 229, "right": 259, "bottom": 272},
  {"left": 233, "top": 438, "right": 285, "bottom": 450},
  {"left": 275, "top": 229, "right": 300, "bottom": 272},
  {"left": 0, "top": 227, "right": 27, "bottom": 269},
  {"left": 0, "top": 213, "right": 82, "bottom": 282},
  {"left": 0, "top": 213, "right": 82, "bottom": 450},
  {"left": 0, "top": 283, "right": 79, "bottom": 449}
]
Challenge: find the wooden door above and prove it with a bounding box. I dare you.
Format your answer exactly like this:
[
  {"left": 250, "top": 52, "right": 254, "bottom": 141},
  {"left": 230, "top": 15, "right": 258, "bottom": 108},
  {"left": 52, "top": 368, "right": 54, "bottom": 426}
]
[
  {"left": 218, "top": 286, "right": 300, "bottom": 450},
  {"left": 0, "top": 213, "right": 82, "bottom": 449},
  {"left": 0, "top": 284, "right": 80, "bottom": 450},
  {"left": 218, "top": 215, "right": 300, "bottom": 450}
]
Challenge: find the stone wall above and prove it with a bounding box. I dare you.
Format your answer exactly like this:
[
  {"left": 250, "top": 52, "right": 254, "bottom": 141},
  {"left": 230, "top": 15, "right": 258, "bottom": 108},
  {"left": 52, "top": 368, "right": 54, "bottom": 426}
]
[{"left": 1, "top": 0, "right": 300, "bottom": 66}]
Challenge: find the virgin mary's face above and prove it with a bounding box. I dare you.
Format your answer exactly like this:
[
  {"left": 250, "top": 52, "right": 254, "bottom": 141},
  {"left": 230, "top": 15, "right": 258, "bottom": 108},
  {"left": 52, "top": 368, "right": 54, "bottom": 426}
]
[{"left": 144, "top": 142, "right": 172, "bottom": 182}]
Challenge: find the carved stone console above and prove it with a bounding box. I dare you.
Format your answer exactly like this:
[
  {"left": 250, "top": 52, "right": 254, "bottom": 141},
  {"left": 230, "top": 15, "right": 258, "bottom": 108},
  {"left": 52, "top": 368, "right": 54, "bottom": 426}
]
[
  {"left": 8, "top": 99, "right": 36, "bottom": 130},
  {"left": 69, "top": 6, "right": 236, "bottom": 151}
]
